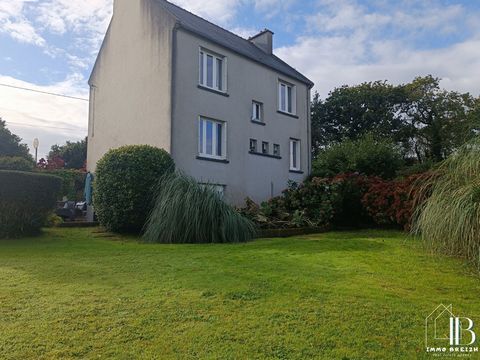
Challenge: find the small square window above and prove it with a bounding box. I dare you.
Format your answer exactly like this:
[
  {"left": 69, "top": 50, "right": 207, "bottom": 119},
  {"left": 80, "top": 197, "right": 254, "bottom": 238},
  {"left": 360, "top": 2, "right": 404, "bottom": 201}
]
[
  {"left": 252, "top": 101, "right": 263, "bottom": 122},
  {"left": 273, "top": 144, "right": 280, "bottom": 156},
  {"left": 250, "top": 139, "right": 257, "bottom": 152},
  {"left": 262, "top": 142, "right": 269, "bottom": 154}
]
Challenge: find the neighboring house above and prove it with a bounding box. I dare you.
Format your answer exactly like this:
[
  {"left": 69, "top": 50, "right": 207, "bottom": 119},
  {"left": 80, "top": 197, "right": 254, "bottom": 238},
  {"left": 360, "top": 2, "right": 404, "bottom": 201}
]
[{"left": 87, "top": 0, "right": 314, "bottom": 205}]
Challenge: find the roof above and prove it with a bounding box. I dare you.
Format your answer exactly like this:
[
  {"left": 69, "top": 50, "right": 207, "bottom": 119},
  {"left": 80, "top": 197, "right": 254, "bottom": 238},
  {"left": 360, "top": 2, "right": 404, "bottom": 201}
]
[{"left": 155, "top": 0, "right": 314, "bottom": 88}]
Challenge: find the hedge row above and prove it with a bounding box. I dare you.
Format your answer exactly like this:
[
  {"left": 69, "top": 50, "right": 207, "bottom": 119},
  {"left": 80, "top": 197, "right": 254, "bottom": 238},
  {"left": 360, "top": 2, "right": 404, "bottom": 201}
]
[{"left": 0, "top": 170, "right": 62, "bottom": 238}]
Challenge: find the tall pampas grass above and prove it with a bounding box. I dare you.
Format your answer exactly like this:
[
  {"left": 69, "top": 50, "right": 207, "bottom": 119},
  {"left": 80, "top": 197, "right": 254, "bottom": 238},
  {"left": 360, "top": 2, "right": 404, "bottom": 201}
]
[
  {"left": 143, "top": 172, "right": 257, "bottom": 243},
  {"left": 413, "top": 138, "right": 480, "bottom": 269}
]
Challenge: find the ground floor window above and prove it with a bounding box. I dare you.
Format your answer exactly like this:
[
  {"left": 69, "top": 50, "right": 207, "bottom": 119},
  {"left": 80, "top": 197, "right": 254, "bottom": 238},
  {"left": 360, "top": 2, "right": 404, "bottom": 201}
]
[{"left": 200, "top": 183, "right": 225, "bottom": 198}]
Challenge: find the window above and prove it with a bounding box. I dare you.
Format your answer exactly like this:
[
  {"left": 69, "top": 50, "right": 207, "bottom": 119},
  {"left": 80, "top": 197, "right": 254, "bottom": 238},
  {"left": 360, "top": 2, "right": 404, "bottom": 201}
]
[
  {"left": 289, "top": 139, "right": 300, "bottom": 171},
  {"left": 252, "top": 101, "right": 263, "bottom": 122},
  {"left": 273, "top": 144, "right": 280, "bottom": 157},
  {"left": 199, "top": 49, "right": 226, "bottom": 92},
  {"left": 279, "top": 81, "right": 296, "bottom": 114},
  {"left": 200, "top": 184, "right": 225, "bottom": 198},
  {"left": 199, "top": 117, "right": 226, "bottom": 159},
  {"left": 262, "top": 142, "right": 269, "bottom": 154},
  {"left": 250, "top": 139, "right": 258, "bottom": 152}
]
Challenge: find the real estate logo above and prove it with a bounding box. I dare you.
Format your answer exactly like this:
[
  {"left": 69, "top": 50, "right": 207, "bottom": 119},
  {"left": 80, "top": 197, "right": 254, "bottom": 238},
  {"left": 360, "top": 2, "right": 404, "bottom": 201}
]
[{"left": 425, "top": 304, "right": 478, "bottom": 356}]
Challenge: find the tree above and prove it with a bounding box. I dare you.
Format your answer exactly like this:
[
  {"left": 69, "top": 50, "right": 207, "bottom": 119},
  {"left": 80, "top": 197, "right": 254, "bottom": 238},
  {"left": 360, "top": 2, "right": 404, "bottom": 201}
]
[
  {"left": 0, "top": 118, "right": 32, "bottom": 160},
  {"left": 401, "top": 76, "right": 479, "bottom": 162},
  {"left": 311, "top": 76, "right": 480, "bottom": 163},
  {"left": 311, "top": 81, "right": 406, "bottom": 154},
  {"left": 48, "top": 137, "right": 87, "bottom": 169}
]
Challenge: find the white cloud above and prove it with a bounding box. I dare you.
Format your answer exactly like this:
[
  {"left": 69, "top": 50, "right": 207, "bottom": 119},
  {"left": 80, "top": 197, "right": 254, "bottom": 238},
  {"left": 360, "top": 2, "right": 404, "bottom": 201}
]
[
  {"left": 275, "top": 0, "right": 480, "bottom": 97},
  {"left": 0, "top": 75, "right": 88, "bottom": 158},
  {"left": 0, "top": 0, "right": 46, "bottom": 46},
  {"left": 171, "top": 0, "right": 241, "bottom": 24}
]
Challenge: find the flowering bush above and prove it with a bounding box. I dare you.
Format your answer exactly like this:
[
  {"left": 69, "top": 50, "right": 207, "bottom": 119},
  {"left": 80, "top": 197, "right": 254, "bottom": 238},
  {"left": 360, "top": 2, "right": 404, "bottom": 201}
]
[{"left": 361, "top": 174, "right": 429, "bottom": 230}]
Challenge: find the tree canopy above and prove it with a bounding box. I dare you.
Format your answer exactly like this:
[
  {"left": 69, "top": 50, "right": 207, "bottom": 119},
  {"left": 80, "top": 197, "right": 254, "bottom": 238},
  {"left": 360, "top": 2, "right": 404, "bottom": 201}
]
[
  {"left": 48, "top": 137, "right": 87, "bottom": 169},
  {"left": 0, "top": 118, "right": 32, "bottom": 160},
  {"left": 311, "top": 76, "right": 480, "bottom": 163}
]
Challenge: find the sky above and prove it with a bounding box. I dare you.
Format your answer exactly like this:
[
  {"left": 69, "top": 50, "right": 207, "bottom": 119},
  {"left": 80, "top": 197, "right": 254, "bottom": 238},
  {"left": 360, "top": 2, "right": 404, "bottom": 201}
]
[{"left": 1, "top": 0, "right": 479, "bottom": 158}]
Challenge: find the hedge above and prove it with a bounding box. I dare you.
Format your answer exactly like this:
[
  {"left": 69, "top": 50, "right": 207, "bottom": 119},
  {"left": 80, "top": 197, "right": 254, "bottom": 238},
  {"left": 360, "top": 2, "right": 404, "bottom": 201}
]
[
  {"left": 0, "top": 156, "right": 34, "bottom": 171},
  {"left": 0, "top": 171, "right": 62, "bottom": 238},
  {"left": 94, "top": 145, "right": 175, "bottom": 233}
]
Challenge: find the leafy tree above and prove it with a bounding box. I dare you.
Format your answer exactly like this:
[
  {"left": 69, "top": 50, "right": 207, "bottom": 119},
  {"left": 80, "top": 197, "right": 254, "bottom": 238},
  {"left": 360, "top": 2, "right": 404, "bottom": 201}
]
[
  {"left": 401, "top": 76, "right": 479, "bottom": 162},
  {"left": 48, "top": 138, "right": 87, "bottom": 169},
  {"left": 0, "top": 118, "right": 32, "bottom": 160},
  {"left": 311, "top": 81, "right": 406, "bottom": 154},
  {"left": 311, "top": 76, "right": 480, "bottom": 163}
]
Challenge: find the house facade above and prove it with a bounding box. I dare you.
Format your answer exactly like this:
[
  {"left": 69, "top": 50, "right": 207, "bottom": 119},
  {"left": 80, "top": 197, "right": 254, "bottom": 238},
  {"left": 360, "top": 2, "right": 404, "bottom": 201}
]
[{"left": 87, "top": 0, "right": 314, "bottom": 205}]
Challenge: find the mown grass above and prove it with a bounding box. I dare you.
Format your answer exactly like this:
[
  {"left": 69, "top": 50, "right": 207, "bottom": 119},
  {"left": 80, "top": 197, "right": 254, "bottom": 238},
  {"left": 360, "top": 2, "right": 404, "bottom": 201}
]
[{"left": 0, "top": 229, "right": 479, "bottom": 359}]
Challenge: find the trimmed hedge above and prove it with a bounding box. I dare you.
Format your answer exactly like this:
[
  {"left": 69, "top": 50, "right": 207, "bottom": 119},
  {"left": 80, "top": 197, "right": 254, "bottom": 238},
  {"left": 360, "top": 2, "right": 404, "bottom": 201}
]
[
  {"left": 0, "top": 156, "right": 34, "bottom": 171},
  {"left": 94, "top": 145, "right": 175, "bottom": 233},
  {"left": 0, "top": 170, "right": 62, "bottom": 238}
]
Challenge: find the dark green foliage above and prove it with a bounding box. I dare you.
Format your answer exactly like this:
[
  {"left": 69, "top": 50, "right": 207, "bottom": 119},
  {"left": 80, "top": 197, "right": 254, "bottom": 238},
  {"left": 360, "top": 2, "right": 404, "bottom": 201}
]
[
  {"left": 94, "top": 145, "right": 175, "bottom": 233},
  {"left": 0, "top": 171, "right": 62, "bottom": 238},
  {"left": 0, "top": 156, "right": 34, "bottom": 171},
  {"left": 143, "top": 172, "right": 256, "bottom": 243},
  {"left": 240, "top": 178, "right": 342, "bottom": 230},
  {"left": 42, "top": 169, "right": 86, "bottom": 201},
  {"left": 311, "top": 76, "right": 479, "bottom": 164},
  {"left": 311, "top": 81, "right": 406, "bottom": 153},
  {"left": 312, "top": 134, "right": 403, "bottom": 179},
  {"left": 48, "top": 138, "right": 87, "bottom": 169},
  {"left": 0, "top": 119, "right": 32, "bottom": 160}
]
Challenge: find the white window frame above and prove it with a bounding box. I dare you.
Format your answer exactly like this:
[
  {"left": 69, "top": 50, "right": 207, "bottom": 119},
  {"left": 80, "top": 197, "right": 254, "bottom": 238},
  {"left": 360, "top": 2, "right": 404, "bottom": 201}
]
[
  {"left": 198, "top": 117, "right": 227, "bottom": 160},
  {"left": 200, "top": 183, "right": 226, "bottom": 198},
  {"left": 289, "top": 139, "right": 301, "bottom": 171},
  {"left": 278, "top": 80, "right": 296, "bottom": 115},
  {"left": 199, "top": 48, "right": 226, "bottom": 92},
  {"left": 252, "top": 101, "right": 263, "bottom": 122}
]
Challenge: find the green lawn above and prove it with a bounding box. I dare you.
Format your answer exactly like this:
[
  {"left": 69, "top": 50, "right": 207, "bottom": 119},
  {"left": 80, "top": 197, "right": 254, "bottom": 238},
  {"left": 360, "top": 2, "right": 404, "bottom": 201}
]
[{"left": 0, "top": 229, "right": 479, "bottom": 359}]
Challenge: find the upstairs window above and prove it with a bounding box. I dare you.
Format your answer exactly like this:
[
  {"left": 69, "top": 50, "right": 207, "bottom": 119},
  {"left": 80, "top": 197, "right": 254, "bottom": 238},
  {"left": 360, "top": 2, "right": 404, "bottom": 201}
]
[
  {"left": 279, "top": 81, "right": 296, "bottom": 114},
  {"left": 199, "top": 49, "right": 226, "bottom": 92},
  {"left": 289, "top": 139, "right": 301, "bottom": 171},
  {"left": 252, "top": 101, "right": 263, "bottom": 122},
  {"left": 199, "top": 117, "right": 226, "bottom": 159}
]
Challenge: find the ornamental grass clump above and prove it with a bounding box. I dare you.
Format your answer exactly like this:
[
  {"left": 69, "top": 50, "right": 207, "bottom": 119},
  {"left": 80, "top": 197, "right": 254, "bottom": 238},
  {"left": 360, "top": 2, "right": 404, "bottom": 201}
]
[
  {"left": 143, "top": 172, "right": 256, "bottom": 243},
  {"left": 413, "top": 138, "right": 480, "bottom": 269}
]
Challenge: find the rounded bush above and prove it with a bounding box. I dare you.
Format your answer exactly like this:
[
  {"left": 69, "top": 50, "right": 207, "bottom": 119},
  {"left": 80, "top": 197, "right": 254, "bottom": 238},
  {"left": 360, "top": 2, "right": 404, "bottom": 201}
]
[
  {"left": 0, "top": 170, "right": 62, "bottom": 238},
  {"left": 0, "top": 156, "right": 34, "bottom": 171},
  {"left": 94, "top": 145, "right": 175, "bottom": 233}
]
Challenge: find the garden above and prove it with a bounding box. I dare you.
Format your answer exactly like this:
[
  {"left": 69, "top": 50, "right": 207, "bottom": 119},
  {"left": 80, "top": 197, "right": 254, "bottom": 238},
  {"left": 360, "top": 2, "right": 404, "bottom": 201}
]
[{"left": 1, "top": 76, "right": 480, "bottom": 358}]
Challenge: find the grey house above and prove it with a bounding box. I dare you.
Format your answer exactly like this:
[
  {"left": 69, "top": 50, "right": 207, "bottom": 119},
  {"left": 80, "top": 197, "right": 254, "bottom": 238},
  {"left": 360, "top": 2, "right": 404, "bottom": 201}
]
[{"left": 87, "top": 0, "right": 314, "bottom": 205}]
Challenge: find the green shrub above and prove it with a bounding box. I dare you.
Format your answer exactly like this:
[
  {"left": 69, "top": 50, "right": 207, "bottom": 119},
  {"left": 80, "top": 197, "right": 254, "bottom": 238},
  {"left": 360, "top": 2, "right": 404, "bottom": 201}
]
[
  {"left": 240, "top": 178, "right": 341, "bottom": 230},
  {"left": 42, "top": 169, "right": 86, "bottom": 201},
  {"left": 413, "top": 138, "right": 480, "bottom": 269},
  {"left": 94, "top": 145, "right": 175, "bottom": 233},
  {"left": 0, "top": 156, "right": 34, "bottom": 171},
  {"left": 0, "top": 171, "right": 62, "bottom": 238},
  {"left": 143, "top": 172, "right": 256, "bottom": 243},
  {"left": 312, "top": 134, "right": 403, "bottom": 179}
]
